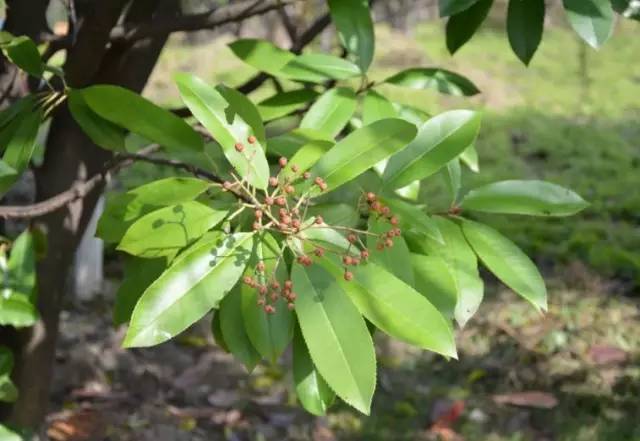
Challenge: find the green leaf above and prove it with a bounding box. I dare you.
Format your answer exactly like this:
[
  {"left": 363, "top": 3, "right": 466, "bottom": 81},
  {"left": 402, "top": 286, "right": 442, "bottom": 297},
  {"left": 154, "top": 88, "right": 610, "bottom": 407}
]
[
  {"left": 379, "top": 196, "right": 443, "bottom": 244},
  {"left": 267, "top": 128, "right": 333, "bottom": 158},
  {"left": 460, "top": 180, "right": 589, "bottom": 216},
  {"left": 124, "top": 232, "right": 254, "bottom": 347},
  {"left": 82, "top": 85, "right": 202, "bottom": 152},
  {"left": 439, "top": 0, "right": 481, "bottom": 17},
  {"left": 216, "top": 84, "right": 266, "bottom": 144},
  {"left": 280, "top": 54, "right": 361, "bottom": 83},
  {"left": 0, "top": 109, "right": 41, "bottom": 197},
  {"left": 460, "top": 144, "right": 479, "bottom": 172},
  {"left": 0, "top": 346, "right": 13, "bottom": 375},
  {"left": 299, "top": 225, "right": 351, "bottom": 255},
  {"left": 306, "top": 203, "right": 360, "bottom": 229},
  {"left": 241, "top": 234, "right": 293, "bottom": 364},
  {"left": 367, "top": 217, "right": 414, "bottom": 286},
  {"left": 220, "top": 287, "right": 261, "bottom": 372},
  {"left": 129, "top": 177, "right": 212, "bottom": 206},
  {"left": 446, "top": 0, "right": 494, "bottom": 54},
  {"left": 68, "top": 89, "right": 127, "bottom": 152},
  {"left": 383, "top": 110, "right": 481, "bottom": 189},
  {"left": 320, "top": 257, "right": 457, "bottom": 358},
  {"left": 385, "top": 68, "right": 480, "bottom": 96},
  {"left": 362, "top": 90, "right": 397, "bottom": 125},
  {"left": 507, "top": 0, "right": 545, "bottom": 65},
  {"left": 443, "top": 158, "right": 462, "bottom": 205},
  {"left": 292, "top": 263, "right": 376, "bottom": 414},
  {"left": 312, "top": 118, "right": 417, "bottom": 193},
  {"left": 7, "top": 230, "right": 36, "bottom": 301},
  {"left": 562, "top": 0, "right": 614, "bottom": 48},
  {"left": 0, "top": 294, "right": 37, "bottom": 327},
  {"left": 410, "top": 218, "right": 484, "bottom": 328},
  {"left": 327, "top": 0, "right": 375, "bottom": 72},
  {"left": 0, "top": 424, "right": 21, "bottom": 441},
  {"left": 258, "top": 89, "right": 319, "bottom": 122},
  {"left": 411, "top": 253, "right": 457, "bottom": 319},
  {"left": 175, "top": 73, "right": 269, "bottom": 189},
  {"left": 211, "top": 311, "right": 230, "bottom": 352},
  {"left": 293, "top": 325, "right": 335, "bottom": 416},
  {"left": 0, "top": 374, "right": 17, "bottom": 402},
  {"left": 113, "top": 257, "right": 166, "bottom": 326},
  {"left": 300, "top": 87, "right": 357, "bottom": 138},
  {"left": 281, "top": 139, "right": 333, "bottom": 181},
  {"left": 0, "top": 96, "right": 35, "bottom": 131},
  {"left": 228, "top": 39, "right": 295, "bottom": 76},
  {"left": 2, "top": 36, "right": 44, "bottom": 77},
  {"left": 117, "top": 201, "right": 227, "bottom": 258},
  {"left": 461, "top": 219, "right": 547, "bottom": 312}
]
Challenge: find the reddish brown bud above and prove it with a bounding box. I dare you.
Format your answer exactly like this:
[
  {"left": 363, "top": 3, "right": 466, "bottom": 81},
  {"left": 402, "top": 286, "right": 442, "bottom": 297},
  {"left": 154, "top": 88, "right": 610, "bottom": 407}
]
[
  {"left": 347, "top": 234, "right": 357, "bottom": 244},
  {"left": 281, "top": 216, "right": 292, "bottom": 225},
  {"left": 376, "top": 242, "right": 385, "bottom": 251},
  {"left": 319, "top": 182, "right": 327, "bottom": 192},
  {"left": 385, "top": 238, "right": 394, "bottom": 248},
  {"left": 284, "top": 280, "right": 293, "bottom": 289},
  {"left": 343, "top": 255, "right": 353, "bottom": 266},
  {"left": 288, "top": 292, "right": 297, "bottom": 301},
  {"left": 255, "top": 209, "right": 263, "bottom": 219},
  {"left": 344, "top": 271, "right": 354, "bottom": 281},
  {"left": 371, "top": 201, "right": 381, "bottom": 212},
  {"left": 265, "top": 197, "right": 274, "bottom": 206},
  {"left": 366, "top": 192, "right": 376, "bottom": 202},
  {"left": 352, "top": 258, "right": 360, "bottom": 266},
  {"left": 252, "top": 222, "right": 261, "bottom": 231},
  {"left": 382, "top": 206, "right": 391, "bottom": 216},
  {"left": 315, "top": 216, "right": 324, "bottom": 225},
  {"left": 271, "top": 280, "right": 281, "bottom": 290},
  {"left": 314, "top": 177, "right": 323, "bottom": 185},
  {"left": 393, "top": 227, "right": 401, "bottom": 236},
  {"left": 390, "top": 216, "right": 399, "bottom": 226},
  {"left": 279, "top": 157, "right": 288, "bottom": 167},
  {"left": 257, "top": 298, "right": 265, "bottom": 306},
  {"left": 291, "top": 164, "right": 299, "bottom": 172},
  {"left": 256, "top": 261, "right": 265, "bottom": 272},
  {"left": 288, "top": 302, "right": 295, "bottom": 311},
  {"left": 292, "top": 219, "right": 301, "bottom": 229},
  {"left": 259, "top": 285, "right": 268, "bottom": 295},
  {"left": 269, "top": 176, "right": 279, "bottom": 187},
  {"left": 314, "top": 247, "right": 324, "bottom": 257},
  {"left": 303, "top": 171, "right": 311, "bottom": 180},
  {"left": 276, "top": 197, "right": 286, "bottom": 206},
  {"left": 222, "top": 181, "right": 232, "bottom": 191},
  {"left": 279, "top": 208, "right": 288, "bottom": 217},
  {"left": 285, "top": 185, "right": 295, "bottom": 194},
  {"left": 243, "top": 276, "right": 254, "bottom": 286},
  {"left": 248, "top": 135, "right": 257, "bottom": 144},
  {"left": 234, "top": 142, "right": 244, "bottom": 152},
  {"left": 360, "top": 250, "right": 370, "bottom": 260},
  {"left": 270, "top": 292, "right": 278, "bottom": 302},
  {"left": 265, "top": 305, "right": 276, "bottom": 314}
]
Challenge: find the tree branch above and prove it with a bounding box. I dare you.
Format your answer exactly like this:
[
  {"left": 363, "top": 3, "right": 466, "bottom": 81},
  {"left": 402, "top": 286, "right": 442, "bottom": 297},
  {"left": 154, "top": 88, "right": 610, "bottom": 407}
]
[{"left": 0, "top": 146, "right": 250, "bottom": 219}]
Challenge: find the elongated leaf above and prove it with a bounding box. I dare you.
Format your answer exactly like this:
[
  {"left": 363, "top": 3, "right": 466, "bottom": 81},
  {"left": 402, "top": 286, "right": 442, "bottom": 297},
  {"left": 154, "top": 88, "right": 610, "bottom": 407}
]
[
  {"left": 280, "top": 54, "right": 360, "bottom": 83},
  {"left": 439, "top": 0, "right": 480, "bottom": 16},
  {"left": 175, "top": 73, "right": 269, "bottom": 189},
  {"left": 327, "top": 0, "right": 375, "bottom": 72},
  {"left": 443, "top": 158, "right": 462, "bottom": 204},
  {"left": 0, "top": 96, "right": 35, "bottom": 131},
  {"left": 385, "top": 68, "right": 480, "bottom": 96},
  {"left": 362, "top": 90, "right": 397, "bottom": 125},
  {"left": 211, "top": 311, "right": 230, "bottom": 352},
  {"left": 68, "top": 89, "right": 127, "bottom": 152},
  {"left": 281, "top": 140, "right": 333, "bottom": 181},
  {"left": 293, "top": 325, "right": 335, "bottom": 415},
  {"left": 461, "top": 219, "right": 547, "bottom": 312},
  {"left": 124, "top": 232, "right": 254, "bottom": 347},
  {"left": 312, "top": 118, "right": 417, "bottom": 193},
  {"left": 258, "top": 89, "right": 319, "bottom": 122},
  {"left": 82, "top": 85, "right": 202, "bottom": 152},
  {"left": 220, "top": 287, "right": 261, "bottom": 372},
  {"left": 446, "top": 0, "right": 494, "bottom": 54},
  {"left": 216, "top": 84, "right": 266, "bottom": 144},
  {"left": 306, "top": 203, "right": 359, "bottom": 229},
  {"left": 113, "top": 257, "right": 166, "bottom": 326},
  {"left": 292, "top": 263, "right": 376, "bottom": 414},
  {"left": 383, "top": 110, "right": 481, "bottom": 189},
  {"left": 300, "top": 225, "right": 351, "bottom": 254},
  {"left": 300, "top": 87, "right": 357, "bottom": 138},
  {"left": 321, "top": 257, "right": 457, "bottom": 358},
  {"left": 0, "top": 110, "right": 41, "bottom": 197},
  {"left": 2, "top": 35, "right": 43, "bottom": 77},
  {"left": 461, "top": 180, "right": 589, "bottom": 216},
  {"left": 508, "top": 0, "right": 545, "bottom": 65},
  {"left": 411, "top": 253, "right": 457, "bottom": 319},
  {"left": 562, "top": 0, "right": 614, "bottom": 48},
  {"left": 460, "top": 144, "right": 479, "bottom": 172},
  {"left": 228, "top": 39, "right": 295, "bottom": 75},
  {"left": 367, "top": 217, "right": 414, "bottom": 285},
  {"left": 379, "top": 196, "right": 443, "bottom": 244},
  {"left": 118, "top": 201, "right": 226, "bottom": 258},
  {"left": 0, "top": 161, "right": 15, "bottom": 180},
  {"left": 129, "top": 177, "right": 212, "bottom": 206},
  {"left": 267, "top": 128, "right": 332, "bottom": 158},
  {"left": 0, "top": 294, "right": 37, "bottom": 327},
  {"left": 0, "top": 424, "right": 21, "bottom": 441},
  {"left": 241, "top": 234, "right": 293, "bottom": 363},
  {"left": 7, "top": 230, "right": 35, "bottom": 300}
]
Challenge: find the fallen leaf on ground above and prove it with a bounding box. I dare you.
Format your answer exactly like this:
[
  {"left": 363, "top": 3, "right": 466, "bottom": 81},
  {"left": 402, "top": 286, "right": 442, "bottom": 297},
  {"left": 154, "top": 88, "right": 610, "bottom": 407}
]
[
  {"left": 493, "top": 391, "right": 558, "bottom": 409},
  {"left": 588, "top": 345, "right": 628, "bottom": 366}
]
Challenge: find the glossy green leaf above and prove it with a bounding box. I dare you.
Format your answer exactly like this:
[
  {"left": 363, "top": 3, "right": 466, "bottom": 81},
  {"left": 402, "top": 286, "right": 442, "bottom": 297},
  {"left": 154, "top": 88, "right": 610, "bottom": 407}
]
[
  {"left": 82, "top": 85, "right": 202, "bottom": 152},
  {"left": 241, "top": 234, "right": 293, "bottom": 363},
  {"left": 293, "top": 325, "right": 335, "bottom": 416},
  {"left": 228, "top": 39, "right": 295, "bottom": 75},
  {"left": 258, "top": 89, "right": 319, "bottom": 122},
  {"left": 2, "top": 35, "right": 43, "bottom": 77},
  {"left": 0, "top": 96, "right": 35, "bottom": 131},
  {"left": 300, "top": 87, "right": 357, "bottom": 138},
  {"left": 312, "top": 118, "right": 417, "bottom": 193},
  {"left": 216, "top": 84, "right": 266, "bottom": 144},
  {"left": 292, "top": 263, "right": 376, "bottom": 414},
  {"left": 220, "top": 287, "right": 261, "bottom": 372},
  {"left": 411, "top": 253, "right": 457, "bottom": 319},
  {"left": 362, "top": 90, "right": 397, "bottom": 125},
  {"left": 0, "top": 294, "right": 37, "bottom": 327},
  {"left": 385, "top": 68, "right": 480, "bottom": 96},
  {"left": 0, "top": 424, "right": 21, "bottom": 441},
  {"left": 299, "top": 224, "right": 351, "bottom": 254},
  {"left": 367, "top": 217, "right": 414, "bottom": 285},
  {"left": 281, "top": 139, "right": 333, "bottom": 181},
  {"left": 461, "top": 219, "right": 547, "bottom": 312},
  {"left": 211, "top": 311, "right": 230, "bottom": 353},
  {"left": 113, "top": 257, "right": 166, "bottom": 326},
  {"left": 562, "top": 0, "right": 614, "bottom": 48},
  {"left": 129, "top": 177, "right": 212, "bottom": 206},
  {"left": 321, "top": 257, "right": 457, "bottom": 358},
  {"left": 443, "top": 158, "right": 462, "bottom": 205},
  {"left": 267, "top": 128, "right": 332, "bottom": 158},
  {"left": 460, "top": 144, "right": 479, "bottom": 172},
  {"left": 383, "top": 110, "right": 481, "bottom": 189},
  {"left": 175, "top": 73, "right": 269, "bottom": 189},
  {"left": 461, "top": 180, "right": 589, "bottom": 216},
  {"left": 379, "top": 196, "right": 443, "bottom": 244},
  {"left": 118, "top": 201, "right": 227, "bottom": 258},
  {"left": 68, "top": 89, "right": 127, "bottom": 152},
  {"left": 124, "top": 232, "right": 254, "bottom": 347},
  {"left": 0, "top": 110, "right": 41, "bottom": 197},
  {"left": 7, "top": 230, "right": 36, "bottom": 301},
  {"left": 507, "top": 0, "right": 545, "bottom": 65},
  {"left": 327, "top": 0, "right": 375, "bottom": 72},
  {"left": 306, "top": 203, "right": 360, "bottom": 229},
  {"left": 280, "top": 53, "right": 361, "bottom": 83},
  {"left": 439, "top": 0, "right": 481, "bottom": 16},
  {"left": 446, "top": 0, "right": 494, "bottom": 54}
]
